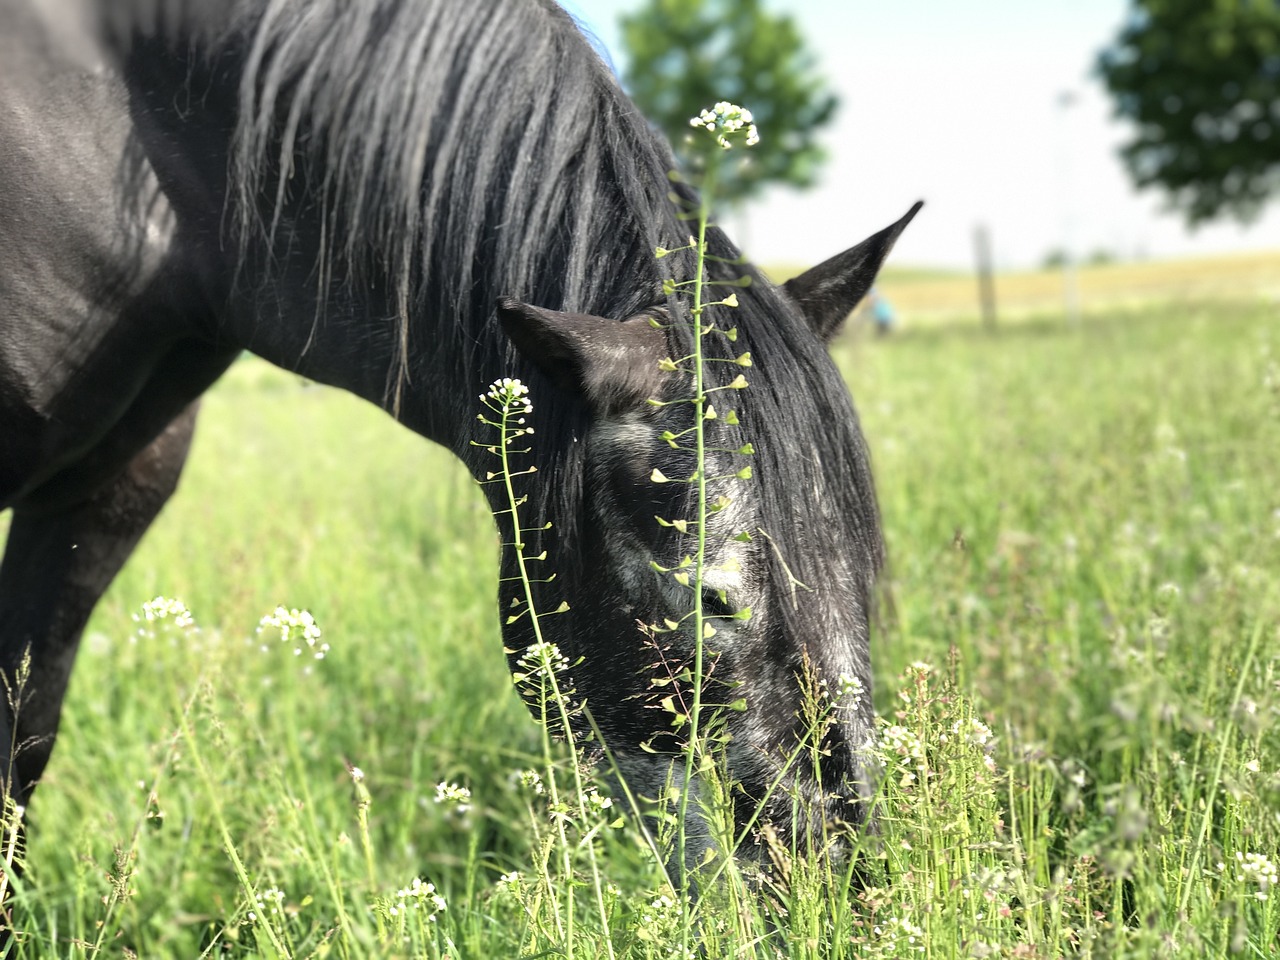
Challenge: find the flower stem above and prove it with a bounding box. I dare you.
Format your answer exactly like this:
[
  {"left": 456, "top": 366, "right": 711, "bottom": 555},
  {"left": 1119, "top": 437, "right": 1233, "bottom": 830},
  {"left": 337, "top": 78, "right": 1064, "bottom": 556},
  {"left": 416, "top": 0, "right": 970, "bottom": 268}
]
[{"left": 677, "top": 163, "right": 716, "bottom": 930}]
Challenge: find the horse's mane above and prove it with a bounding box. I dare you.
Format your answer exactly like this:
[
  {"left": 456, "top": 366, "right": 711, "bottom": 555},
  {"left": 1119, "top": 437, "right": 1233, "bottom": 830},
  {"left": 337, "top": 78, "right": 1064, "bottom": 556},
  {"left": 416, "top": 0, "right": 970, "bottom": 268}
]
[{"left": 114, "top": 0, "right": 883, "bottom": 632}]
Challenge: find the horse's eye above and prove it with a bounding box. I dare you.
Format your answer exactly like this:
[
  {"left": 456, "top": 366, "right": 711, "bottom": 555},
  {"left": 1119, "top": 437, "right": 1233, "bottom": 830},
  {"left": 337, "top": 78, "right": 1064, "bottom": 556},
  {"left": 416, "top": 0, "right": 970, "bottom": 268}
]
[{"left": 701, "top": 589, "right": 735, "bottom": 619}]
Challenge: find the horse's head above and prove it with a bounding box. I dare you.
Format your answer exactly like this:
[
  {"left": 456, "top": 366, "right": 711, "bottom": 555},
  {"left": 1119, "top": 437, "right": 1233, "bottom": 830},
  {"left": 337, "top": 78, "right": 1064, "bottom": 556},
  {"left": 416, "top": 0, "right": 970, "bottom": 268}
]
[{"left": 492, "top": 203, "right": 921, "bottom": 867}]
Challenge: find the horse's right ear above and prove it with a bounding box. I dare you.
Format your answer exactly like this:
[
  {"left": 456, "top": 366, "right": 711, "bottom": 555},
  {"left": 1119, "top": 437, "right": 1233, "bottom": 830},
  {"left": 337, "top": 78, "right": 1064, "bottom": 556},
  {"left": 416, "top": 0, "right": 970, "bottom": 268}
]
[
  {"left": 783, "top": 201, "right": 923, "bottom": 342},
  {"left": 496, "top": 298, "right": 668, "bottom": 414}
]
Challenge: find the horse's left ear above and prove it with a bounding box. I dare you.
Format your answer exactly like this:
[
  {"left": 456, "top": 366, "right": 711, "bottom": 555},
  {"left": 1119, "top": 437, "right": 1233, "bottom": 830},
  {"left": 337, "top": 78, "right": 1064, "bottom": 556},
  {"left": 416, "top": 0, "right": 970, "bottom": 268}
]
[
  {"left": 496, "top": 298, "right": 668, "bottom": 414},
  {"left": 783, "top": 201, "right": 924, "bottom": 343}
]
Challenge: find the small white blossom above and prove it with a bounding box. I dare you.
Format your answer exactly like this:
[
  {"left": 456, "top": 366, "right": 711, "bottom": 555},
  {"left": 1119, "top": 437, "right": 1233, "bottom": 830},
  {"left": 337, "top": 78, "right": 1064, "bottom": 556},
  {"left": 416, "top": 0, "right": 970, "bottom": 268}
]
[
  {"left": 484, "top": 377, "right": 533, "bottom": 414},
  {"left": 247, "top": 886, "right": 285, "bottom": 923},
  {"left": 689, "top": 101, "right": 760, "bottom": 150},
  {"left": 390, "top": 877, "right": 447, "bottom": 921},
  {"left": 258, "top": 606, "right": 329, "bottom": 659},
  {"left": 1234, "top": 851, "right": 1278, "bottom": 900},
  {"left": 516, "top": 641, "right": 570, "bottom": 680},
  {"left": 584, "top": 787, "right": 614, "bottom": 814},
  {"left": 349, "top": 766, "right": 365, "bottom": 784},
  {"left": 836, "top": 672, "right": 864, "bottom": 709},
  {"left": 878, "top": 724, "right": 927, "bottom": 785},
  {"left": 634, "top": 892, "right": 694, "bottom": 958},
  {"left": 135, "top": 597, "right": 194, "bottom": 629},
  {"left": 952, "top": 717, "right": 994, "bottom": 748},
  {"left": 873, "top": 916, "right": 926, "bottom": 954},
  {"left": 516, "top": 768, "right": 545, "bottom": 794},
  {"left": 434, "top": 781, "right": 472, "bottom": 812}
]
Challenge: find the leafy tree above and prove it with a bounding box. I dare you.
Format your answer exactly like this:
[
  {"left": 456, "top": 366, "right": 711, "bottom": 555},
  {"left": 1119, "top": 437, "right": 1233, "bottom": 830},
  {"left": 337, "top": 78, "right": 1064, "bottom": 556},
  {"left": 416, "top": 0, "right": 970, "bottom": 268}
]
[
  {"left": 620, "top": 0, "right": 837, "bottom": 208},
  {"left": 1097, "top": 0, "right": 1280, "bottom": 224}
]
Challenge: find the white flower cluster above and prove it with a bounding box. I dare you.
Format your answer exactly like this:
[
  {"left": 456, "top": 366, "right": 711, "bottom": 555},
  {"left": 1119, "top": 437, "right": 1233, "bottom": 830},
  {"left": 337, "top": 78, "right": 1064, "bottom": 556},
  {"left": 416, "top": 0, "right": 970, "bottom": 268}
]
[
  {"left": 819, "top": 671, "right": 864, "bottom": 711},
  {"left": 634, "top": 892, "right": 695, "bottom": 959},
  {"left": 483, "top": 377, "right": 533, "bottom": 415},
  {"left": 878, "top": 724, "right": 927, "bottom": 786},
  {"left": 136, "top": 596, "right": 194, "bottom": 629},
  {"left": 689, "top": 101, "right": 760, "bottom": 150},
  {"left": 950, "top": 717, "right": 994, "bottom": 748},
  {"left": 1229, "top": 851, "right": 1278, "bottom": 900},
  {"left": 944, "top": 717, "right": 998, "bottom": 772},
  {"left": 880, "top": 724, "right": 925, "bottom": 763},
  {"left": 516, "top": 768, "right": 545, "bottom": 794},
  {"left": 872, "top": 916, "right": 925, "bottom": 954},
  {"left": 246, "top": 886, "right": 285, "bottom": 923},
  {"left": 836, "top": 672, "right": 864, "bottom": 709},
  {"left": 517, "top": 640, "right": 570, "bottom": 680},
  {"left": 258, "top": 606, "right": 329, "bottom": 660},
  {"left": 584, "top": 787, "right": 614, "bottom": 814},
  {"left": 388, "top": 877, "right": 447, "bottom": 921},
  {"left": 434, "top": 780, "right": 472, "bottom": 812}
]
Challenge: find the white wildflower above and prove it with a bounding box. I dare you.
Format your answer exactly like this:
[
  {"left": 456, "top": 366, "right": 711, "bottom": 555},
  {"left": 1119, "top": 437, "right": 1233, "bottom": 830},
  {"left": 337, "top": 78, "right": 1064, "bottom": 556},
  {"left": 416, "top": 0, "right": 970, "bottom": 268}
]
[
  {"left": 688, "top": 101, "right": 760, "bottom": 150},
  {"left": 391, "top": 877, "right": 447, "bottom": 921},
  {"left": 835, "top": 672, "right": 864, "bottom": 710},
  {"left": 873, "top": 916, "right": 925, "bottom": 953},
  {"left": 634, "top": 892, "right": 693, "bottom": 957},
  {"left": 878, "top": 724, "right": 927, "bottom": 785},
  {"left": 135, "top": 596, "right": 194, "bottom": 629},
  {"left": 516, "top": 640, "right": 570, "bottom": 680},
  {"left": 584, "top": 787, "right": 614, "bottom": 814},
  {"left": 247, "top": 886, "right": 285, "bottom": 923},
  {"left": 434, "top": 781, "right": 472, "bottom": 812},
  {"left": 516, "top": 768, "right": 545, "bottom": 794},
  {"left": 1235, "top": 851, "right": 1278, "bottom": 900},
  {"left": 484, "top": 377, "right": 533, "bottom": 414},
  {"left": 952, "top": 717, "right": 995, "bottom": 748},
  {"left": 258, "top": 606, "right": 329, "bottom": 659}
]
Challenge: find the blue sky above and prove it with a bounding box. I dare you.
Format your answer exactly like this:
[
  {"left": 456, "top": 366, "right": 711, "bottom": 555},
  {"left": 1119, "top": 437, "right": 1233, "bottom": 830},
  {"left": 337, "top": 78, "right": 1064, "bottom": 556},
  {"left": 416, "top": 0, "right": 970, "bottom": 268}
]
[{"left": 564, "top": 0, "right": 1280, "bottom": 269}]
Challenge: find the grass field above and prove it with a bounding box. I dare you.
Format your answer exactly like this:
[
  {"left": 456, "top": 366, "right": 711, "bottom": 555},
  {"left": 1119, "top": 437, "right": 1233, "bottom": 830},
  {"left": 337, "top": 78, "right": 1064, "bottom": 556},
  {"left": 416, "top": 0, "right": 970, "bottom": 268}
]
[{"left": 2, "top": 296, "right": 1278, "bottom": 957}]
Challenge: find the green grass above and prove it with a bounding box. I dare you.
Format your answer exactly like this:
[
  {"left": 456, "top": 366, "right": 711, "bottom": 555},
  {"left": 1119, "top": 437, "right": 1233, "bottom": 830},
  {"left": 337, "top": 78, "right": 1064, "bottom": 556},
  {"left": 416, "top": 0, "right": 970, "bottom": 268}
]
[{"left": 3, "top": 300, "right": 1278, "bottom": 957}]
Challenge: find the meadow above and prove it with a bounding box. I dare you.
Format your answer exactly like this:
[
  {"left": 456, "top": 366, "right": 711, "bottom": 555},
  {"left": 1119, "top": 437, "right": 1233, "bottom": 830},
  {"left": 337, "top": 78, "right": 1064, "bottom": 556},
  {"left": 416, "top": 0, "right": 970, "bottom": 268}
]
[{"left": 2, "top": 293, "right": 1277, "bottom": 957}]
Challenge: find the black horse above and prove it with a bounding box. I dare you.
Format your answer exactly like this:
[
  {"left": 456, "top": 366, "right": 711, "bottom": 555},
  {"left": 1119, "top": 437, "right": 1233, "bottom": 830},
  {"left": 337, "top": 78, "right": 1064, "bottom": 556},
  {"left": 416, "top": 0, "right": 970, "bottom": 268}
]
[{"left": 0, "top": 0, "right": 918, "bottom": 865}]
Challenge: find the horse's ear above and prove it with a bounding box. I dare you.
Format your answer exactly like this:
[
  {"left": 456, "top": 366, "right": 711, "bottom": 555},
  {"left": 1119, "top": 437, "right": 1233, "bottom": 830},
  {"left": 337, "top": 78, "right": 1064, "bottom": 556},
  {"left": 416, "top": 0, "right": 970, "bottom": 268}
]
[
  {"left": 496, "top": 298, "right": 668, "bottom": 414},
  {"left": 783, "top": 201, "right": 923, "bottom": 343}
]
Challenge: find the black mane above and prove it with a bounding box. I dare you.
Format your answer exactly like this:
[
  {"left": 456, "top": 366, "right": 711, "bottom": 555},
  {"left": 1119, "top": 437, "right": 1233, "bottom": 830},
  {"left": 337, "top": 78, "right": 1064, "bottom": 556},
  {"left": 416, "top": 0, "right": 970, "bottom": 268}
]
[{"left": 118, "top": 0, "right": 882, "bottom": 623}]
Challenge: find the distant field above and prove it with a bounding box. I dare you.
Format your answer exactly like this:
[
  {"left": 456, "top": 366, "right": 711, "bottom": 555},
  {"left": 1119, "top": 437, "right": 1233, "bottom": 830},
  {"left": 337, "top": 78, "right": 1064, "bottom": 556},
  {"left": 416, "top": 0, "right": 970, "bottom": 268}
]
[
  {"left": 769, "top": 248, "right": 1280, "bottom": 327},
  {"left": 3, "top": 298, "right": 1278, "bottom": 957}
]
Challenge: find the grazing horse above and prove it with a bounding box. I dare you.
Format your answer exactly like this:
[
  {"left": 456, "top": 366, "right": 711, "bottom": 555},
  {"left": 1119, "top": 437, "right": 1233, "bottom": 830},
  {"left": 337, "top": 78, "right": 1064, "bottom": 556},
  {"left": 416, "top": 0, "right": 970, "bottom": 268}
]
[{"left": 0, "top": 0, "right": 918, "bottom": 865}]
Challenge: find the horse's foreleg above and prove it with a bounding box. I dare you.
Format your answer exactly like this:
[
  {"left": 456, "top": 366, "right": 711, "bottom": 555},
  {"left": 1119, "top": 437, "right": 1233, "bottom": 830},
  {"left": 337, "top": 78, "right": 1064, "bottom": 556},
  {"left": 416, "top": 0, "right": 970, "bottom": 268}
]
[{"left": 0, "top": 404, "right": 199, "bottom": 814}]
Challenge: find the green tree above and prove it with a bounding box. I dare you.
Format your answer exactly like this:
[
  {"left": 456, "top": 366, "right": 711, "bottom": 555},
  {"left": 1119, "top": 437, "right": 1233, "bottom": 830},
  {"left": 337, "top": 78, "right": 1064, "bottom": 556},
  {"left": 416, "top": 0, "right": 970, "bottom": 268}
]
[
  {"left": 620, "top": 0, "right": 837, "bottom": 208},
  {"left": 1097, "top": 0, "right": 1280, "bottom": 224}
]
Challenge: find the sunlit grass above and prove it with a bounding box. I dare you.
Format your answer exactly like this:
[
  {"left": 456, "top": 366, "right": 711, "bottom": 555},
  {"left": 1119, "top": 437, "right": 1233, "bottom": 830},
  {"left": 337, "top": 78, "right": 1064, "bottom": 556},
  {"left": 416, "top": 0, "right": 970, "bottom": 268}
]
[{"left": 2, "top": 300, "right": 1276, "bottom": 957}]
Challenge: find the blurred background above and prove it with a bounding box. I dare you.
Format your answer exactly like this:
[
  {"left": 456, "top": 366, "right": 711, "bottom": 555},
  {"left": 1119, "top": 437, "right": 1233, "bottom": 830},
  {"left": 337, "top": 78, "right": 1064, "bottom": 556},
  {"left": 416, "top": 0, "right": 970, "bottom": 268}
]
[{"left": 566, "top": 0, "right": 1280, "bottom": 324}]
